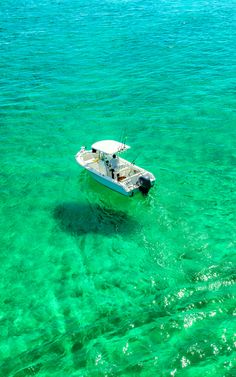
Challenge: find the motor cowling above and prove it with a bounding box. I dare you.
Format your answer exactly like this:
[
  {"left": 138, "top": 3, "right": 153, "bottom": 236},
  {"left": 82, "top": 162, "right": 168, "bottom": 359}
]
[{"left": 138, "top": 174, "right": 152, "bottom": 195}]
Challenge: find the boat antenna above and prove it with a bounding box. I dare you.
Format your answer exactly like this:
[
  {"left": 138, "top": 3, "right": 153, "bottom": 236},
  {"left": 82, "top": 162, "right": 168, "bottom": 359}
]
[
  {"left": 131, "top": 152, "right": 139, "bottom": 165},
  {"left": 119, "top": 129, "right": 128, "bottom": 152},
  {"left": 119, "top": 128, "right": 124, "bottom": 143}
]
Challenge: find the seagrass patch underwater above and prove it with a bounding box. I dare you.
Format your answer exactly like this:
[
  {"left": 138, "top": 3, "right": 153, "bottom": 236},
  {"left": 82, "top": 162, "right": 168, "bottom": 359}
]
[{"left": 0, "top": 0, "right": 235, "bottom": 376}]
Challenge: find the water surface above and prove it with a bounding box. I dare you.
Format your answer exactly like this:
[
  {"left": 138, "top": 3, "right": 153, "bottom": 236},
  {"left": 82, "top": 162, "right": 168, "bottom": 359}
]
[{"left": 0, "top": 1, "right": 235, "bottom": 376}]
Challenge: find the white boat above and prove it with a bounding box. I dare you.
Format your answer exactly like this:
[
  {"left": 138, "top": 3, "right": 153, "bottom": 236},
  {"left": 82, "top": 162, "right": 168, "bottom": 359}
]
[{"left": 75, "top": 140, "right": 155, "bottom": 197}]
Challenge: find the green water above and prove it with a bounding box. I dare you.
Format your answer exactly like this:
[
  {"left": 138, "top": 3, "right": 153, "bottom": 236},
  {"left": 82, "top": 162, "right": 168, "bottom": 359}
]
[{"left": 0, "top": 0, "right": 235, "bottom": 376}]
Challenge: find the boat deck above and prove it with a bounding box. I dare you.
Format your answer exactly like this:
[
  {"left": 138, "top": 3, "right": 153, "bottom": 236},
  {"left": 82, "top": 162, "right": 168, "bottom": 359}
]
[{"left": 75, "top": 146, "right": 155, "bottom": 196}]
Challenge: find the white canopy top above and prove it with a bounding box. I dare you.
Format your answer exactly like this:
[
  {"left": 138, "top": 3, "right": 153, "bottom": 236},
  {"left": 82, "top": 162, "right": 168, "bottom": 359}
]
[{"left": 91, "top": 140, "right": 130, "bottom": 155}]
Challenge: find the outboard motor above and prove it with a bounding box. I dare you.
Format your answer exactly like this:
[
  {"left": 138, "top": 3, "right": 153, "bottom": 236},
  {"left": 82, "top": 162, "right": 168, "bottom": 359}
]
[{"left": 138, "top": 174, "right": 152, "bottom": 195}]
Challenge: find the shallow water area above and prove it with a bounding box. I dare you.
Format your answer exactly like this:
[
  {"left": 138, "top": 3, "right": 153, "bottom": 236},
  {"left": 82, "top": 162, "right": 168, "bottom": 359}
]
[{"left": 0, "top": 0, "right": 235, "bottom": 376}]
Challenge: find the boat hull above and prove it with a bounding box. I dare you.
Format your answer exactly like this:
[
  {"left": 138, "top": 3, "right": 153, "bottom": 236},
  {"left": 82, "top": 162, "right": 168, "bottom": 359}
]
[{"left": 89, "top": 170, "right": 135, "bottom": 197}]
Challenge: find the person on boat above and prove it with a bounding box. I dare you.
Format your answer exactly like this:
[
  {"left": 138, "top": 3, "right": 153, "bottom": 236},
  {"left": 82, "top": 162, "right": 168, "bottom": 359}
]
[{"left": 110, "top": 154, "right": 119, "bottom": 179}]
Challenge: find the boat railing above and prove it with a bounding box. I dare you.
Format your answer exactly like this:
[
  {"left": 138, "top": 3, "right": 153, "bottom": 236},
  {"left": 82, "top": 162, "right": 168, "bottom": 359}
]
[
  {"left": 121, "top": 172, "right": 141, "bottom": 185},
  {"left": 118, "top": 167, "right": 129, "bottom": 176}
]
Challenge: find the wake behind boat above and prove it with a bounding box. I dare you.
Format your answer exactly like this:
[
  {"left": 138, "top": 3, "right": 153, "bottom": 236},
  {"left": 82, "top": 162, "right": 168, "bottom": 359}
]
[{"left": 75, "top": 140, "right": 155, "bottom": 196}]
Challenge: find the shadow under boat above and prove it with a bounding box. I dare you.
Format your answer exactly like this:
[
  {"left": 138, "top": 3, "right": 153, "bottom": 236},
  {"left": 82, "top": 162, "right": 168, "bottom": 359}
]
[{"left": 53, "top": 202, "right": 139, "bottom": 237}]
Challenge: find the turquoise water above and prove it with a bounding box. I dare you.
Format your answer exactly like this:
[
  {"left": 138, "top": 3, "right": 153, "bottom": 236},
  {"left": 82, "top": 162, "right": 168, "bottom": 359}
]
[{"left": 1, "top": 0, "right": 236, "bottom": 375}]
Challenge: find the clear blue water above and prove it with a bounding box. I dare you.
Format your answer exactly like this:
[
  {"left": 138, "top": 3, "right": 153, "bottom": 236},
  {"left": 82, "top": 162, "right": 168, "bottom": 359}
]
[{"left": 0, "top": 1, "right": 235, "bottom": 376}]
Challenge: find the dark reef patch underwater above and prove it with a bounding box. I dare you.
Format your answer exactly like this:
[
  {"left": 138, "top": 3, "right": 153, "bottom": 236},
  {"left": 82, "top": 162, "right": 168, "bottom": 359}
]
[{"left": 54, "top": 202, "right": 139, "bottom": 236}]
